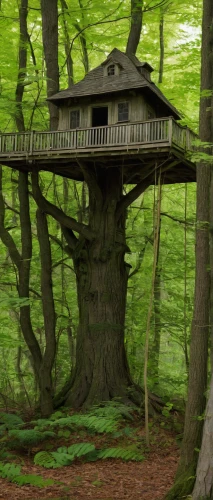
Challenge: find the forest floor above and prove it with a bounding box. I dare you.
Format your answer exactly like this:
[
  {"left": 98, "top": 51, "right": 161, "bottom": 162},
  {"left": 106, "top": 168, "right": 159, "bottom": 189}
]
[{"left": 0, "top": 417, "right": 180, "bottom": 500}]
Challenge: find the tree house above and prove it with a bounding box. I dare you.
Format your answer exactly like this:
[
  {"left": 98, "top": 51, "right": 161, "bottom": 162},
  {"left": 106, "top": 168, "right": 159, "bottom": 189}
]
[{"left": 0, "top": 48, "right": 196, "bottom": 184}]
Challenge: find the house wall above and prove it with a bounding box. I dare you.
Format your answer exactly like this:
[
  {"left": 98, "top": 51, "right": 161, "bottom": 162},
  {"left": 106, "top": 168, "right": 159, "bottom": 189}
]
[{"left": 58, "top": 93, "right": 156, "bottom": 130}]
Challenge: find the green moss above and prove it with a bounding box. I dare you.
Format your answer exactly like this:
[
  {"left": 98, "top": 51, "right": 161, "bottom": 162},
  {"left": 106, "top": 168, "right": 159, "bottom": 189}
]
[{"left": 164, "top": 466, "right": 195, "bottom": 500}]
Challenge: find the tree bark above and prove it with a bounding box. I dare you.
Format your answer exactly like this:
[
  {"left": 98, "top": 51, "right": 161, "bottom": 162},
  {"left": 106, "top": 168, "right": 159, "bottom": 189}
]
[
  {"left": 126, "top": 0, "right": 143, "bottom": 57},
  {"left": 34, "top": 165, "right": 156, "bottom": 408},
  {"left": 36, "top": 209, "right": 56, "bottom": 416},
  {"left": 63, "top": 168, "right": 136, "bottom": 407},
  {"left": 191, "top": 0, "right": 213, "bottom": 496},
  {"left": 41, "top": 0, "right": 59, "bottom": 130},
  {"left": 60, "top": 0, "right": 74, "bottom": 87},
  {"left": 164, "top": 0, "right": 212, "bottom": 498},
  {"left": 15, "top": 0, "right": 28, "bottom": 132},
  {"left": 158, "top": 9, "right": 164, "bottom": 84}
]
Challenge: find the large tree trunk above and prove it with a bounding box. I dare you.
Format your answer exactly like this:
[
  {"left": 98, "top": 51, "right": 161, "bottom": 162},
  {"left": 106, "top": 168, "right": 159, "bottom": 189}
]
[
  {"left": 164, "top": 0, "right": 212, "bottom": 498},
  {"left": 191, "top": 0, "right": 213, "bottom": 497},
  {"left": 65, "top": 168, "right": 135, "bottom": 408}
]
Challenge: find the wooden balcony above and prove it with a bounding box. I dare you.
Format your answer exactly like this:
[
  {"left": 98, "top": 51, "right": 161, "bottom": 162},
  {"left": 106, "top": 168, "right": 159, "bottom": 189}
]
[{"left": 0, "top": 117, "right": 197, "bottom": 184}]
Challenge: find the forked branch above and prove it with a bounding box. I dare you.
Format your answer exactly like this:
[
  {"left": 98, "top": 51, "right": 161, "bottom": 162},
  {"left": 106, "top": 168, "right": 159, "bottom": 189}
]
[{"left": 32, "top": 171, "right": 95, "bottom": 241}]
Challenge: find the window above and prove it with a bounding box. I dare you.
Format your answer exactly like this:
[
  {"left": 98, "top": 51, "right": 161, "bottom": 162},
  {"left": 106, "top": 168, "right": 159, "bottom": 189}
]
[
  {"left": 147, "top": 107, "right": 155, "bottom": 120},
  {"left": 107, "top": 64, "right": 115, "bottom": 76},
  {"left": 70, "top": 109, "right": 80, "bottom": 129},
  {"left": 118, "top": 102, "right": 129, "bottom": 122}
]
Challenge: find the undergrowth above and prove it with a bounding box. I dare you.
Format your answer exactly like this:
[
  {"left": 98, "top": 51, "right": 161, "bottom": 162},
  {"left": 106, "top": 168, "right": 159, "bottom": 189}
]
[{"left": 0, "top": 401, "right": 145, "bottom": 487}]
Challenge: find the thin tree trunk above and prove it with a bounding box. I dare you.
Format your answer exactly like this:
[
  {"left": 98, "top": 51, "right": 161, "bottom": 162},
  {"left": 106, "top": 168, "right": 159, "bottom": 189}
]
[
  {"left": 60, "top": 0, "right": 74, "bottom": 87},
  {"left": 41, "top": 0, "right": 59, "bottom": 129},
  {"left": 36, "top": 209, "right": 56, "bottom": 416},
  {"left": 158, "top": 9, "right": 164, "bottom": 83},
  {"left": 150, "top": 187, "right": 162, "bottom": 383},
  {"left": 15, "top": 0, "right": 28, "bottom": 131}
]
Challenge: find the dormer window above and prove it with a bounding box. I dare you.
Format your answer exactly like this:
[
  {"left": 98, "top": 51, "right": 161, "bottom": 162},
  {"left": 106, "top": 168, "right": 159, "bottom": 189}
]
[
  {"left": 103, "top": 62, "right": 120, "bottom": 77},
  {"left": 107, "top": 64, "right": 115, "bottom": 76}
]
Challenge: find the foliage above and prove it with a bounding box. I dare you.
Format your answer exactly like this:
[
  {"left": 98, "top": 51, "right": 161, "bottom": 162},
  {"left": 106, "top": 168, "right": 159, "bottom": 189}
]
[
  {"left": 7, "top": 429, "right": 56, "bottom": 450},
  {"left": 34, "top": 413, "right": 119, "bottom": 434},
  {"left": 0, "top": 413, "right": 24, "bottom": 433},
  {"left": 0, "top": 461, "right": 54, "bottom": 487},
  {"left": 34, "top": 442, "right": 96, "bottom": 468},
  {"left": 97, "top": 446, "right": 144, "bottom": 461},
  {"left": 34, "top": 442, "right": 144, "bottom": 468}
]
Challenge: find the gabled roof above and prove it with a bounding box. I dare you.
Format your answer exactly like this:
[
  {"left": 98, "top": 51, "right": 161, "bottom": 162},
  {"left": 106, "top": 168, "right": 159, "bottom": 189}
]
[{"left": 48, "top": 48, "right": 180, "bottom": 119}]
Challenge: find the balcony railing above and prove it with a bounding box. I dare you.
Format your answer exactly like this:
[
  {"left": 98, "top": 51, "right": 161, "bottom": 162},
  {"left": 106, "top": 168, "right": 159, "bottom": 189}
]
[{"left": 0, "top": 117, "right": 197, "bottom": 157}]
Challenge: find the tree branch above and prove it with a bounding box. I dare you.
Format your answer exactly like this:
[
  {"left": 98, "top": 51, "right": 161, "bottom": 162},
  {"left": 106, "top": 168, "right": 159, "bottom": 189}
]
[
  {"left": 61, "top": 15, "right": 130, "bottom": 73},
  {"left": 116, "top": 171, "right": 154, "bottom": 220},
  {"left": 32, "top": 171, "right": 95, "bottom": 241},
  {"left": 77, "top": 160, "right": 103, "bottom": 209},
  {"left": 61, "top": 225, "right": 78, "bottom": 251},
  {"left": 0, "top": 168, "right": 21, "bottom": 270}
]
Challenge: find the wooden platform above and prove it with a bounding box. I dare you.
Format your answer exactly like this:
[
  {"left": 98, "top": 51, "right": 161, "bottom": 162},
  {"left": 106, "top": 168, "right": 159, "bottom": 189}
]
[{"left": 0, "top": 117, "right": 197, "bottom": 184}]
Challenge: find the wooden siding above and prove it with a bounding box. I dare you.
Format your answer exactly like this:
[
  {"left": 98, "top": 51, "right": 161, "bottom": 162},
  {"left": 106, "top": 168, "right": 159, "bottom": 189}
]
[{"left": 58, "top": 94, "right": 149, "bottom": 129}]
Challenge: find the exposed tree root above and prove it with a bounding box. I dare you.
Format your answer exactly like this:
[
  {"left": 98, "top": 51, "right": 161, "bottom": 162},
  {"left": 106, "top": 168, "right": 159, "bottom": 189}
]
[
  {"left": 164, "top": 465, "right": 195, "bottom": 500},
  {"left": 54, "top": 378, "right": 165, "bottom": 415}
]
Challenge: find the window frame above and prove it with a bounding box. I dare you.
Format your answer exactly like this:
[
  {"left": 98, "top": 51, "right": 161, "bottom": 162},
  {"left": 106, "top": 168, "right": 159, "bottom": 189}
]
[
  {"left": 147, "top": 106, "right": 155, "bottom": 120},
  {"left": 117, "top": 101, "right": 129, "bottom": 123},
  {"left": 70, "top": 108, "right": 80, "bottom": 129},
  {"left": 107, "top": 64, "right": 115, "bottom": 76}
]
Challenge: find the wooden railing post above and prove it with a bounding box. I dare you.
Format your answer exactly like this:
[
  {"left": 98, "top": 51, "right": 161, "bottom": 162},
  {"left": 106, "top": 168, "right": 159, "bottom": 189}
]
[
  {"left": 168, "top": 117, "right": 173, "bottom": 145},
  {"left": 29, "top": 130, "right": 34, "bottom": 155}
]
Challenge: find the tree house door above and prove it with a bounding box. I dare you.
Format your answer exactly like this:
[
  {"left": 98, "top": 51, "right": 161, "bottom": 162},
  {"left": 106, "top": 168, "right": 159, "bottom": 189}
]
[
  {"left": 92, "top": 106, "right": 108, "bottom": 127},
  {"left": 91, "top": 106, "right": 108, "bottom": 146}
]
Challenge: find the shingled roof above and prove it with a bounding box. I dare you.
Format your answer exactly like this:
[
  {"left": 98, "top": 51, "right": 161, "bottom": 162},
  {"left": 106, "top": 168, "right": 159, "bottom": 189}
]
[{"left": 48, "top": 48, "right": 181, "bottom": 119}]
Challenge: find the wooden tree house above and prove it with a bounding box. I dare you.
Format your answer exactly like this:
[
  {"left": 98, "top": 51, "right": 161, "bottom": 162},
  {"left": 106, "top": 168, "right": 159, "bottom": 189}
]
[
  {"left": 0, "top": 48, "right": 196, "bottom": 184},
  {"left": 0, "top": 49, "right": 198, "bottom": 409}
]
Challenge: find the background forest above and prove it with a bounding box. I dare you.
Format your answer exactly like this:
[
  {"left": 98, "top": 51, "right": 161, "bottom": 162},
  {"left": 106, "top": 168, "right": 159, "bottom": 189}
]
[{"left": 0, "top": 0, "right": 200, "bottom": 412}]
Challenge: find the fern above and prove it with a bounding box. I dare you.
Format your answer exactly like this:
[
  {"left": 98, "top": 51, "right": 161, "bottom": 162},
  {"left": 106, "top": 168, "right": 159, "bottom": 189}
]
[
  {"left": 47, "top": 415, "right": 118, "bottom": 434},
  {"left": 34, "top": 442, "right": 95, "bottom": 468},
  {"left": 89, "top": 401, "right": 135, "bottom": 421},
  {"left": 8, "top": 429, "right": 56, "bottom": 448},
  {"left": 0, "top": 461, "right": 54, "bottom": 487},
  {"left": 61, "top": 442, "right": 95, "bottom": 458},
  {"left": 13, "top": 474, "right": 54, "bottom": 487},
  {"left": 0, "top": 413, "right": 24, "bottom": 432},
  {"left": 0, "top": 462, "right": 21, "bottom": 479},
  {"left": 34, "top": 451, "right": 61, "bottom": 468},
  {"left": 97, "top": 446, "right": 144, "bottom": 461}
]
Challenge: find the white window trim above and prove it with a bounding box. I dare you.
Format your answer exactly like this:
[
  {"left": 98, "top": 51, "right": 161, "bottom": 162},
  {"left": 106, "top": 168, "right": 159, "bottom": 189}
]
[{"left": 103, "top": 63, "right": 120, "bottom": 77}]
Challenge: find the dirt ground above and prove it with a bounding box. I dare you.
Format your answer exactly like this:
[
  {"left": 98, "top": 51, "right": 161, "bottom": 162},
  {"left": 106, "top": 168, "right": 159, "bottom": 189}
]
[{"left": 0, "top": 442, "right": 179, "bottom": 500}]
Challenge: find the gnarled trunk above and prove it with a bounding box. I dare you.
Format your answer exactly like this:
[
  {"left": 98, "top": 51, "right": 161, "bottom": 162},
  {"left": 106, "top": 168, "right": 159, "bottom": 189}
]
[
  {"left": 66, "top": 239, "right": 131, "bottom": 407},
  {"left": 65, "top": 168, "right": 134, "bottom": 407}
]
